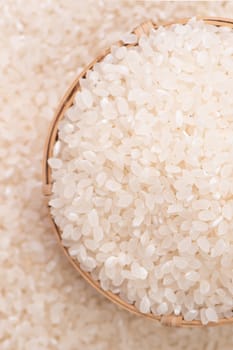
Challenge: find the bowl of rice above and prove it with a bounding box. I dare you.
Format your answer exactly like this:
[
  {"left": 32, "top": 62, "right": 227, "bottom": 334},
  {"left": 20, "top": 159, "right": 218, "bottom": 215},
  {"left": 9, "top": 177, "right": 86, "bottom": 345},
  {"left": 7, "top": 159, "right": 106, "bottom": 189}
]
[{"left": 43, "top": 17, "right": 233, "bottom": 327}]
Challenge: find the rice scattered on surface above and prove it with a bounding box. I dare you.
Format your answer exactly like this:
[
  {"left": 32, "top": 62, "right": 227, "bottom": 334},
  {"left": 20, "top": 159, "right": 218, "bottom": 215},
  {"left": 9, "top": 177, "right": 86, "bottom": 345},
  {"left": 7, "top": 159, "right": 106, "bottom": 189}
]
[
  {"left": 50, "top": 18, "right": 233, "bottom": 324},
  {"left": 3, "top": 0, "right": 233, "bottom": 348}
]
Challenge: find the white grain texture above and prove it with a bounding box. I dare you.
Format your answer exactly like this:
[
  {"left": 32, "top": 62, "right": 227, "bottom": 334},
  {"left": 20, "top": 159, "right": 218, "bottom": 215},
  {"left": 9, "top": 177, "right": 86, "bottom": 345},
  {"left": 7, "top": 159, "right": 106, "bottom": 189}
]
[{"left": 4, "top": 0, "right": 233, "bottom": 349}]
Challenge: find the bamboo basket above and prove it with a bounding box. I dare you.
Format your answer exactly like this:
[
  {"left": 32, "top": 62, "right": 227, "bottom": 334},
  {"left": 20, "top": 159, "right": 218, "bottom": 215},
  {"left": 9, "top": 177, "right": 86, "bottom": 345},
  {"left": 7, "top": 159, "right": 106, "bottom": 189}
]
[{"left": 42, "top": 17, "right": 233, "bottom": 327}]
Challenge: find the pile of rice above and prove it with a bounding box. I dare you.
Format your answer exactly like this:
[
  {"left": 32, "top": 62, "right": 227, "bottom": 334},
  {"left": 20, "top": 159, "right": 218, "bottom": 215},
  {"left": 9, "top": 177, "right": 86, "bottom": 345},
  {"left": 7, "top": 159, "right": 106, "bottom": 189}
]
[
  {"left": 4, "top": 1, "right": 233, "bottom": 349},
  {"left": 49, "top": 18, "right": 233, "bottom": 325}
]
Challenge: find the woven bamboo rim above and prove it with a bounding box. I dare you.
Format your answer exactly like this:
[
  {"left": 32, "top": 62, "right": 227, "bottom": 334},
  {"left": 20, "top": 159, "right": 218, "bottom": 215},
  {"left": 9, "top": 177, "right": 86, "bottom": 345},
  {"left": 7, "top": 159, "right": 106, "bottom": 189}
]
[{"left": 42, "top": 17, "right": 233, "bottom": 327}]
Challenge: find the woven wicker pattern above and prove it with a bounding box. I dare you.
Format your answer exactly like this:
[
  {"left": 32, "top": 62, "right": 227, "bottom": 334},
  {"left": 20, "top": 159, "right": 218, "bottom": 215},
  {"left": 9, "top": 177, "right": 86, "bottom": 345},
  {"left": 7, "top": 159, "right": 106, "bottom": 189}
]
[{"left": 42, "top": 17, "right": 233, "bottom": 327}]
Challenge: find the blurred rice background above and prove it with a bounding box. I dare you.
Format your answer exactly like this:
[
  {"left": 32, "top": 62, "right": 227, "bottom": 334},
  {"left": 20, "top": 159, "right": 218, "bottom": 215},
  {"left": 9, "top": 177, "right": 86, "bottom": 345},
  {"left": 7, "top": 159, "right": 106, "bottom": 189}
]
[{"left": 1, "top": 1, "right": 233, "bottom": 349}]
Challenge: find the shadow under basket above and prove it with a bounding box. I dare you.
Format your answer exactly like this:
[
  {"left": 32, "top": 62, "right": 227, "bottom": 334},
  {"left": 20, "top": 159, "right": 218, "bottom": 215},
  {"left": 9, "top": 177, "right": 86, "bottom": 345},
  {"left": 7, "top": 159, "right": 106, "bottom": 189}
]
[{"left": 42, "top": 17, "right": 233, "bottom": 327}]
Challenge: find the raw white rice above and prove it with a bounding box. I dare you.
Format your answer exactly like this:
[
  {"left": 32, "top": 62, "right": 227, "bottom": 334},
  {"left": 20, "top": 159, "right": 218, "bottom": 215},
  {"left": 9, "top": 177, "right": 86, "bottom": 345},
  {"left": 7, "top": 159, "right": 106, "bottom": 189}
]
[
  {"left": 5, "top": 0, "right": 233, "bottom": 348},
  {"left": 49, "top": 18, "right": 233, "bottom": 325}
]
